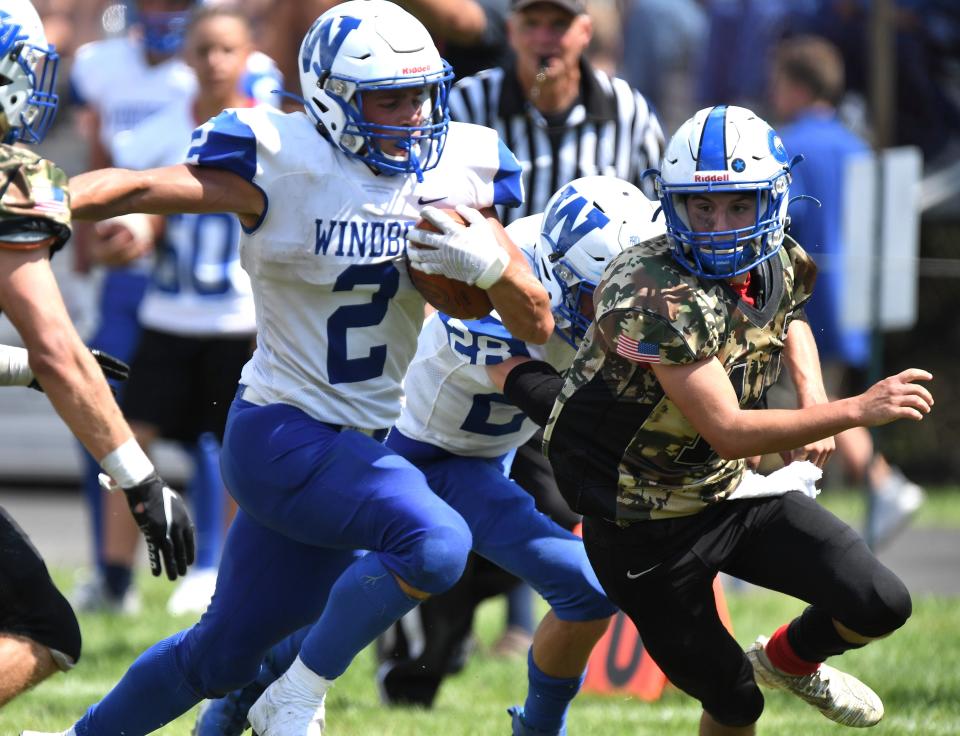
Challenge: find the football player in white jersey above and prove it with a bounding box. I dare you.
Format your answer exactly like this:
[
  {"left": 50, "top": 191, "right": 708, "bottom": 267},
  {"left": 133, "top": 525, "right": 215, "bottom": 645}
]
[
  {"left": 69, "top": 0, "right": 283, "bottom": 615},
  {"left": 387, "top": 177, "right": 664, "bottom": 736},
  {"left": 20, "top": 2, "right": 551, "bottom": 735},
  {"left": 191, "top": 176, "right": 666, "bottom": 736},
  {"left": 106, "top": 3, "right": 260, "bottom": 617}
]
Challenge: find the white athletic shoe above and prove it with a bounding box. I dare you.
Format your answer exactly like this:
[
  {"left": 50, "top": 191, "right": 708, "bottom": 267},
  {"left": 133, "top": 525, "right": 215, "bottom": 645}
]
[
  {"left": 70, "top": 574, "right": 141, "bottom": 615},
  {"left": 20, "top": 729, "right": 76, "bottom": 736},
  {"left": 747, "top": 635, "right": 884, "bottom": 727},
  {"left": 248, "top": 657, "right": 330, "bottom": 736},
  {"left": 166, "top": 567, "right": 218, "bottom": 616},
  {"left": 868, "top": 468, "right": 925, "bottom": 550}
]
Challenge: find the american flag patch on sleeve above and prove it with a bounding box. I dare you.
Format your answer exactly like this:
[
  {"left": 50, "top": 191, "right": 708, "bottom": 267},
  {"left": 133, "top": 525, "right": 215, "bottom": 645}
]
[
  {"left": 616, "top": 334, "right": 661, "bottom": 363},
  {"left": 31, "top": 184, "right": 68, "bottom": 215}
]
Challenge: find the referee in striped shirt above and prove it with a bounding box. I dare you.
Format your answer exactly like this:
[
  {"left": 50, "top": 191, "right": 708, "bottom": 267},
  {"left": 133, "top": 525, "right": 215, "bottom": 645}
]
[{"left": 448, "top": 0, "right": 664, "bottom": 223}]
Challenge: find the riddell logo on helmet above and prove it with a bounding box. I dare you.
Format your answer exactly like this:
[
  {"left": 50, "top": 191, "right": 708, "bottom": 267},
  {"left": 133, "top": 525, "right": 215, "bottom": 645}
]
[
  {"left": 402, "top": 65, "right": 432, "bottom": 74},
  {"left": 694, "top": 173, "right": 730, "bottom": 182}
]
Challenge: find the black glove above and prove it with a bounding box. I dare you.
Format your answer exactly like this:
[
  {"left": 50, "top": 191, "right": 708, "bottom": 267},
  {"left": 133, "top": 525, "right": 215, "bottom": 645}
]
[
  {"left": 123, "top": 473, "right": 196, "bottom": 581},
  {"left": 28, "top": 348, "right": 130, "bottom": 392}
]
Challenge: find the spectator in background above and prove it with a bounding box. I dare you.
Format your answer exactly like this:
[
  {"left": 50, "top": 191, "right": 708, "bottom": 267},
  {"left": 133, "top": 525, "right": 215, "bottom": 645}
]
[
  {"left": 618, "top": 0, "right": 707, "bottom": 134},
  {"left": 693, "top": 0, "right": 816, "bottom": 113},
  {"left": 68, "top": 0, "right": 281, "bottom": 617},
  {"left": 769, "top": 34, "right": 924, "bottom": 549},
  {"left": 449, "top": 0, "right": 663, "bottom": 224},
  {"left": 801, "top": 0, "right": 960, "bottom": 163},
  {"left": 104, "top": 2, "right": 261, "bottom": 616}
]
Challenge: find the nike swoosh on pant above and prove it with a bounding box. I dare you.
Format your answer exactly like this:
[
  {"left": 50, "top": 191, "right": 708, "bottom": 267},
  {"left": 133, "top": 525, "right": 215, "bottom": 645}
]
[{"left": 626, "top": 562, "right": 662, "bottom": 579}]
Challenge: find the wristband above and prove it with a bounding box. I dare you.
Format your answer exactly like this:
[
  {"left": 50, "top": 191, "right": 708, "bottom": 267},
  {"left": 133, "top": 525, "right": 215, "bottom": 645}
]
[
  {"left": 0, "top": 344, "right": 33, "bottom": 387},
  {"left": 474, "top": 248, "right": 510, "bottom": 289},
  {"left": 99, "top": 437, "right": 155, "bottom": 489}
]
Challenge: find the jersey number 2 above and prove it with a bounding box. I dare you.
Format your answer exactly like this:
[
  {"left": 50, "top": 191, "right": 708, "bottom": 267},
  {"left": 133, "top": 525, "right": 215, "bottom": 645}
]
[{"left": 327, "top": 262, "right": 399, "bottom": 384}]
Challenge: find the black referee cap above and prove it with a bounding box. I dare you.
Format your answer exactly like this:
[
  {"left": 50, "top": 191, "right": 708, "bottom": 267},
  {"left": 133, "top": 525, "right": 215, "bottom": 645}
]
[{"left": 510, "top": 0, "right": 588, "bottom": 15}]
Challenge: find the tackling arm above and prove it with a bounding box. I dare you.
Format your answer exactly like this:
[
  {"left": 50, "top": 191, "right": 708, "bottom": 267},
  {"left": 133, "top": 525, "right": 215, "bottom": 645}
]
[{"left": 651, "top": 356, "right": 934, "bottom": 461}]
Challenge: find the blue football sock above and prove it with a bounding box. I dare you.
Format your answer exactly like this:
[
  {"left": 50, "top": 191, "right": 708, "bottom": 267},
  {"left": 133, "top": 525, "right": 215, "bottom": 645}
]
[
  {"left": 74, "top": 631, "right": 201, "bottom": 736},
  {"left": 522, "top": 648, "right": 585, "bottom": 733},
  {"left": 186, "top": 433, "right": 225, "bottom": 570},
  {"left": 299, "top": 553, "right": 418, "bottom": 679},
  {"left": 102, "top": 563, "right": 133, "bottom": 600}
]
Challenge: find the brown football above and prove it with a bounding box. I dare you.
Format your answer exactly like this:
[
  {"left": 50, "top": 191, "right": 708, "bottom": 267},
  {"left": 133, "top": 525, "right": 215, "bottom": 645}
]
[{"left": 406, "top": 208, "right": 495, "bottom": 320}]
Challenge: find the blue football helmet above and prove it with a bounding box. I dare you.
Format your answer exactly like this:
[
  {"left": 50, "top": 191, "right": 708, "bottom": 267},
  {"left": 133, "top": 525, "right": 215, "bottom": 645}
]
[
  {"left": 654, "top": 105, "right": 794, "bottom": 279},
  {"left": 298, "top": 0, "right": 453, "bottom": 181},
  {"left": 0, "top": 0, "right": 59, "bottom": 145},
  {"left": 533, "top": 176, "right": 664, "bottom": 347}
]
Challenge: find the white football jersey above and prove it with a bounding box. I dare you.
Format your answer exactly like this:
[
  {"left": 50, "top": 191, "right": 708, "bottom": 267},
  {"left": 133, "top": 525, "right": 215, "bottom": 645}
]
[
  {"left": 71, "top": 40, "right": 282, "bottom": 149},
  {"left": 110, "top": 97, "right": 256, "bottom": 336},
  {"left": 71, "top": 37, "right": 197, "bottom": 150},
  {"left": 395, "top": 214, "right": 576, "bottom": 457},
  {"left": 186, "top": 109, "right": 523, "bottom": 430}
]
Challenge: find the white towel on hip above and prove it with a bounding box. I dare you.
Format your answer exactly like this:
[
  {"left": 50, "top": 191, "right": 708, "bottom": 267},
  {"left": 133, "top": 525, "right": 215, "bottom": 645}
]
[{"left": 728, "top": 461, "right": 823, "bottom": 501}]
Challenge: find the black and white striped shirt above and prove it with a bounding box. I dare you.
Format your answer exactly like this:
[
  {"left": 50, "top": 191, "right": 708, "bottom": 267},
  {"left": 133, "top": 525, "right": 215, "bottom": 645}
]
[{"left": 448, "top": 58, "right": 664, "bottom": 223}]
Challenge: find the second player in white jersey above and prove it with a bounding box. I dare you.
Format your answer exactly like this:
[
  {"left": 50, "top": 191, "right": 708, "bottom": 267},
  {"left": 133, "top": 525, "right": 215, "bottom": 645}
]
[{"left": 397, "top": 214, "right": 574, "bottom": 458}]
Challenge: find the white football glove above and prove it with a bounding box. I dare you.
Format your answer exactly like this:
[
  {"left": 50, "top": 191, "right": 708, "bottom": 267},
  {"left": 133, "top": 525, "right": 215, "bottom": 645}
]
[{"left": 406, "top": 205, "right": 510, "bottom": 289}]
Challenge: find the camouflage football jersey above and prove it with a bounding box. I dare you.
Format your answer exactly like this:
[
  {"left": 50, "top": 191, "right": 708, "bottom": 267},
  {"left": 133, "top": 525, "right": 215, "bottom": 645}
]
[
  {"left": 543, "top": 233, "right": 817, "bottom": 524},
  {"left": 0, "top": 144, "right": 71, "bottom": 253}
]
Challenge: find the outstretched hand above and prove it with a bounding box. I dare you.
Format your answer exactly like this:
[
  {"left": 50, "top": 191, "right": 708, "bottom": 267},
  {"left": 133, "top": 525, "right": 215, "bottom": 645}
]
[{"left": 857, "top": 368, "right": 934, "bottom": 426}]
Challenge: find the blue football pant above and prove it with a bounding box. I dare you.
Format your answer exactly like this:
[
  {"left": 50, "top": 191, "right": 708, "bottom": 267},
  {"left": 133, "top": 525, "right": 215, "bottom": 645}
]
[{"left": 72, "top": 398, "right": 471, "bottom": 735}]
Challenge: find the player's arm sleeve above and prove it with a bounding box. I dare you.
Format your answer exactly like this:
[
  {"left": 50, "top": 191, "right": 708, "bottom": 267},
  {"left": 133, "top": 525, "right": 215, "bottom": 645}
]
[
  {"left": 442, "top": 313, "right": 531, "bottom": 366},
  {"left": 502, "top": 359, "right": 562, "bottom": 428},
  {"left": 185, "top": 109, "right": 267, "bottom": 231},
  {"left": 784, "top": 237, "right": 819, "bottom": 317},
  {"left": 186, "top": 110, "right": 260, "bottom": 183},
  {"left": 0, "top": 155, "right": 72, "bottom": 254},
  {"left": 591, "top": 266, "right": 717, "bottom": 366},
  {"left": 452, "top": 121, "right": 523, "bottom": 210}
]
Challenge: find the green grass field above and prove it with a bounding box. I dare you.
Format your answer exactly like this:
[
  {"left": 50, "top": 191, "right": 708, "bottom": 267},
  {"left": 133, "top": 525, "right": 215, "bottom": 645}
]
[{"left": 4, "top": 488, "right": 959, "bottom": 735}]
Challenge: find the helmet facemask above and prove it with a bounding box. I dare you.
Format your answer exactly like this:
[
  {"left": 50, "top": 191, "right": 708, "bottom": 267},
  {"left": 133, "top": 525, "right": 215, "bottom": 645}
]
[
  {"left": 658, "top": 171, "right": 790, "bottom": 279},
  {"left": 323, "top": 71, "right": 451, "bottom": 179},
  {"left": 0, "top": 7, "right": 59, "bottom": 144}
]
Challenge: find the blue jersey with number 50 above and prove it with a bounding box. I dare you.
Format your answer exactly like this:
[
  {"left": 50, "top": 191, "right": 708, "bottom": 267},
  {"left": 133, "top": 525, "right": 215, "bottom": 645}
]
[
  {"left": 395, "top": 216, "right": 575, "bottom": 457},
  {"left": 185, "top": 106, "right": 523, "bottom": 430}
]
